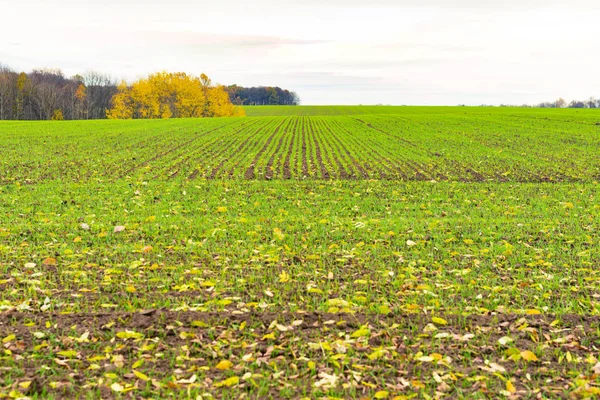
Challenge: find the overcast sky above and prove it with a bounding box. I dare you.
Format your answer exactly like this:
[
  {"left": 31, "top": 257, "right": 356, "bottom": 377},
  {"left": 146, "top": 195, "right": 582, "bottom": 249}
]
[{"left": 1, "top": 0, "right": 599, "bottom": 105}]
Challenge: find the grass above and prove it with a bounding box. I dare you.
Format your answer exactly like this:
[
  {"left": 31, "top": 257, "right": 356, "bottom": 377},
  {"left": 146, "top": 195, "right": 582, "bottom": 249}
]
[
  {"left": 1, "top": 106, "right": 600, "bottom": 398},
  {"left": 2, "top": 107, "right": 600, "bottom": 183}
]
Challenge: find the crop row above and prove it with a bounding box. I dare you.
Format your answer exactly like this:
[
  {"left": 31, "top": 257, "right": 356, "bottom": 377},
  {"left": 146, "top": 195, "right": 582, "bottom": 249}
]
[{"left": 1, "top": 110, "right": 600, "bottom": 182}]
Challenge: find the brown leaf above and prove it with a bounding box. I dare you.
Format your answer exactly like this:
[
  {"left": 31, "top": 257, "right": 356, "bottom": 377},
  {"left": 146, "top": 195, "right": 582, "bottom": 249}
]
[{"left": 43, "top": 257, "right": 57, "bottom": 266}]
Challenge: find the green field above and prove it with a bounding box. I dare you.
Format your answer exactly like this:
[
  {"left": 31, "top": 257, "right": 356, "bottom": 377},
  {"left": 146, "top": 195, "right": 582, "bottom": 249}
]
[
  {"left": 2, "top": 107, "right": 600, "bottom": 183},
  {"left": 1, "top": 107, "right": 600, "bottom": 399}
]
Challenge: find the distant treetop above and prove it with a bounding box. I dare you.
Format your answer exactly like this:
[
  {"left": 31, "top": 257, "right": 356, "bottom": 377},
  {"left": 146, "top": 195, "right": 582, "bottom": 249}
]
[{"left": 224, "top": 85, "right": 300, "bottom": 106}]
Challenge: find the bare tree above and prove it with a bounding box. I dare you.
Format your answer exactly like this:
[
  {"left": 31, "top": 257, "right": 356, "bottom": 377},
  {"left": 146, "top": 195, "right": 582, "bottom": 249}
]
[
  {"left": 568, "top": 100, "right": 586, "bottom": 108},
  {"left": 29, "top": 69, "right": 67, "bottom": 119},
  {"left": 588, "top": 97, "right": 597, "bottom": 109},
  {"left": 0, "top": 64, "right": 17, "bottom": 120},
  {"left": 0, "top": 64, "right": 7, "bottom": 120},
  {"left": 84, "top": 71, "right": 117, "bottom": 119}
]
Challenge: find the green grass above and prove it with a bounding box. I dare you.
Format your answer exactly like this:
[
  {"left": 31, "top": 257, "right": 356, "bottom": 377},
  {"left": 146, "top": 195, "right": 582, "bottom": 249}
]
[
  {"left": 1, "top": 180, "right": 598, "bottom": 315},
  {"left": 2, "top": 107, "right": 600, "bottom": 183},
  {"left": 1, "top": 107, "right": 600, "bottom": 398}
]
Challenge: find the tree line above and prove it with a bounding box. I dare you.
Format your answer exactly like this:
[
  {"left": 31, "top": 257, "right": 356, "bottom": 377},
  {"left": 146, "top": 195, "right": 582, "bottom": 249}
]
[
  {"left": 492, "top": 97, "right": 600, "bottom": 108},
  {"left": 535, "top": 97, "right": 600, "bottom": 109},
  {"left": 0, "top": 64, "right": 299, "bottom": 120},
  {"left": 0, "top": 64, "right": 117, "bottom": 120},
  {"left": 224, "top": 85, "right": 300, "bottom": 106}
]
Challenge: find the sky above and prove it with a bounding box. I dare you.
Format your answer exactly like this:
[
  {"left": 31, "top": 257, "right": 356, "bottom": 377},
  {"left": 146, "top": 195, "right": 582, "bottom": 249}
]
[{"left": 1, "top": 0, "right": 599, "bottom": 105}]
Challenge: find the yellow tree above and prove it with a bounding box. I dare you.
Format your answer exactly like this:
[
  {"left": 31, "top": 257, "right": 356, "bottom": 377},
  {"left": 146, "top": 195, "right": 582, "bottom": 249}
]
[
  {"left": 130, "top": 78, "right": 160, "bottom": 118},
  {"left": 206, "top": 85, "right": 236, "bottom": 117},
  {"left": 174, "top": 74, "right": 205, "bottom": 118},
  {"left": 106, "top": 81, "right": 134, "bottom": 119},
  {"left": 75, "top": 84, "right": 86, "bottom": 119},
  {"left": 16, "top": 72, "right": 28, "bottom": 120},
  {"left": 51, "top": 109, "right": 64, "bottom": 120},
  {"left": 106, "top": 72, "right": 239, "bottom": 119}
]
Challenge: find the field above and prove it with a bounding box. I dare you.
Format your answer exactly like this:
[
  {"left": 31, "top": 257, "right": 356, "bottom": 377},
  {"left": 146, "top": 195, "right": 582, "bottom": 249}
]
[
  {"left": 1, "top": 106, "right": 600, "bottom": 399},
  {"left": 2, "top": 107, "right": 600, "bottom": 184}
]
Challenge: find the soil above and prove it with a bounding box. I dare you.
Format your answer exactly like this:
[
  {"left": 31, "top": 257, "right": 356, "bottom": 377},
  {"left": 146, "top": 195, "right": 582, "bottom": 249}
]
[{"left": 1, "top": 310, "right": 599, "bottom": 399}]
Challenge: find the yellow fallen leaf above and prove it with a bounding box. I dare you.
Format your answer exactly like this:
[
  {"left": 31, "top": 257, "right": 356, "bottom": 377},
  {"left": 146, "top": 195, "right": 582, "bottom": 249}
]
[
  {"left": 506, "top": 380, "right": 516, "bottom": 393},
  {"left": 19, "top": 381, "right": 31, "bottom": 389},
  {"left": 498, "top": 336, "right": 513, "bottom": 346},
  {"left": 378, "top": 304, "right": 391, "bottom": 314},
  {"left": 2, "top": 334, "right": 15, "bottom": 343},
  {"left": 215, "top": 360, "right": 233, "bottom": 370},
  {"left": 75, "top": 331, "right": 89, "bottom": 343},
  {"left": 111, "top": 382, "right": 124, "bottom": 392},
  {"left": 177, "top": 374, "right": 197, "bottom": 384},
  {"left": 179, "top": 331, "right": 195, "bottom": 340},
  {"left": 368, "top": 349, "right": 386, "bottom": 360},
  {"left": 213, "top": 376, "right": 239, "bottom": 388},
  {"left": 520, "top": 350, "right": 538, "bottom": 362},
  {"left": 116, "top": 330, "right": 143, "bottom": 340},
  {"left": 411, "top": 380, "right": 425, "bottom": 389},
  {"left": 416, "top": 356, "right": 434, "bottom": 362},
  {"left": 351, "top": 326, "right": 370, "bottom": 338},
  {"left": 278, "top": 271, "right": 290, "bottom": 283},
  {"left": 432, "top": 317, "right": 447, "bottom": 326},
  {"left": 133, "top": 370, "right": 150, "bottom": 381},
  {"left": 526, "top": 309, "right": 541, "bottom": 315},
  {"left": 112, "top": 354, "right": 124, "bottom": 368},
  {"left": 273, "top": 228, "right": 285, "bottom": 240},
  {"left": 57, "top": 350, "right": 78, "bottom": 358},
  {"left": 375, "top": 391, "right": 389, "bottom": 399}
]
